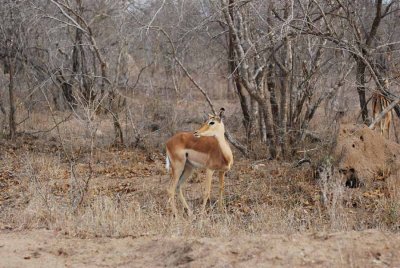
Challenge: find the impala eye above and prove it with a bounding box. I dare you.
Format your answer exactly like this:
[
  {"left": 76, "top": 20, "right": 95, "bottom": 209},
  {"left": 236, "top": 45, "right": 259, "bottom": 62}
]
[{"left": 209, "top": 121, "right": 215, "bottom": 125}]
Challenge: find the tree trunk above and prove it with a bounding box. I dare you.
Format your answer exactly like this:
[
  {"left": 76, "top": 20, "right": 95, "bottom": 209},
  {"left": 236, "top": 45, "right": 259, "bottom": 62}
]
[
  {"left": 249, "top": 97, "right": 258, "bottom": 142},
  {"left": 259, "top": 107, "right": 266, "bottom": 143},
  {"left": 56, "top": 70, "right": 75, "bottom": 108},
  {"left": 279, "top": 35, "right": 292, "bottom": 158},
  {"left": 279, "top": 72, "right": 289, "bottom": 157},
  {"left": 235, "top": 80, "right": 252, "bottom": 140},
  {"left": 356, "top": 59, "right": 368, "bottom": 123},
  {"left": 7, "top": 55, "right": 16, "bottom": 140},
  {"left": 109, "top": 92, "right": 124, "bottom": 146},
  {"left": 262, "top": 99, "right": 277, "bottom": 159},
  {"left": 227, "top": 0, "right": 252, "bottom": 141},
  {"left": 267, "top": 63, "right": 279, "bottom": 135}
]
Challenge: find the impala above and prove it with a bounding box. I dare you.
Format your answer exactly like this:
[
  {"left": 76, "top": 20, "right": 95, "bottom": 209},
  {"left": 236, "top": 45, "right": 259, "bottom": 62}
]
[
  {"left": 372, "top": 91, "right": 392, "bottom": 139},
  {"left": 165, "top": 108, "right": 233, "bottom": 217}
]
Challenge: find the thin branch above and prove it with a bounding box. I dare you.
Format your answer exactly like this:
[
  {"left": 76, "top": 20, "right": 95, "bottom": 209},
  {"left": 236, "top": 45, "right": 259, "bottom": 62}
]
[
  {"left": 369, "top": 98, "right": 400, "bottom": 129},
  {"left": 48, "top": 0, "right": 87, "bottom": 33},
  {"left": 25, "top": 113, "right": 73, "bottom": 135}
]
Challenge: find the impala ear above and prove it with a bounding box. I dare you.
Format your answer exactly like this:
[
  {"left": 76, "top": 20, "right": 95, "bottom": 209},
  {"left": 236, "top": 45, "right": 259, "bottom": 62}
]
[{"left": 218, "top": 108, "right": 225, "bottom": 120}]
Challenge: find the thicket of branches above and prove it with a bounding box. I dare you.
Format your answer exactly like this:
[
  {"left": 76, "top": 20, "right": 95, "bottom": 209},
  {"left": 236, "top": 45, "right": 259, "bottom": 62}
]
[{"left": 0, "top": 0, "right": 399, "bottom": 159}]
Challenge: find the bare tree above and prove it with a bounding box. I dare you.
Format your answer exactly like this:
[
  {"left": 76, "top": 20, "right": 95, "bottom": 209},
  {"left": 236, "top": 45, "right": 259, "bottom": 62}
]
[
  {"left": 43, "top": 0, "right": 128, "bottom": 145},
  {"left": 1, "top": 0, "right": 399, "bottom": 158},
  {"left": 0, "top": 0, "right": 33, "bottom": 139},
  {"left": 296, "top": 0, "right": 400, "bottom": 122}
]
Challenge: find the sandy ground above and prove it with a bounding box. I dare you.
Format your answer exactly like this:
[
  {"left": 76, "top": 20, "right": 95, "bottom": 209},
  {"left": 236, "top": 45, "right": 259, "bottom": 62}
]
[{"left": 1, "top": 229, "right": 399, "bottom": 267}]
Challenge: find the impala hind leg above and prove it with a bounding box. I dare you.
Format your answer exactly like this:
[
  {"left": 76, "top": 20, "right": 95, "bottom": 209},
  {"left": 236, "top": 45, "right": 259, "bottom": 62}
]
[
  {"left": 201, "top": 169, "right": 214, "bottom": 214},
  {"left": 168, "top": 160, "right": 185, "bottom": 217},
  {"left": 177, "top": 163, "right": 194, "bottom": 216},
  {"left": 218, "top": 171, "right": 225, "bottom": 212}
]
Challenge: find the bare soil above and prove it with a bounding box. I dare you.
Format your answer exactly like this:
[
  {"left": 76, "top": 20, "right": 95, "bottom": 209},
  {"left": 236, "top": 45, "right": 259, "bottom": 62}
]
[{"left": 1, "top": 229, "right": 399, "bottom": 267}]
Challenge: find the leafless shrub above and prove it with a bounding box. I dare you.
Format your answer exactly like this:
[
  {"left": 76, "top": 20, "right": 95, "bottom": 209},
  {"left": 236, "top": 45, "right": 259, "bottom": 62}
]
[
  {"left": 1, "top": 0, "right": 400, "bottom": 246},
  {"left": 316, "top": 158, "right": 348, "bottom": 230}
]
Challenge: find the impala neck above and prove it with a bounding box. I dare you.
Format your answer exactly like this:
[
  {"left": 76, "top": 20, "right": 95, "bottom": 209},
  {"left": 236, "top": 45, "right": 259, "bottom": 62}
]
[{"left": 214, "top": 131, "right": 233, "bottom": 165}]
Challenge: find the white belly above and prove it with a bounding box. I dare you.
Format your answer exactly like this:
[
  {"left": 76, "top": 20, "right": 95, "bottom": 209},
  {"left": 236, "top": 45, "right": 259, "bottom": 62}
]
[{"left": 186, "top": 149, "right": 208, "bottom": 168}]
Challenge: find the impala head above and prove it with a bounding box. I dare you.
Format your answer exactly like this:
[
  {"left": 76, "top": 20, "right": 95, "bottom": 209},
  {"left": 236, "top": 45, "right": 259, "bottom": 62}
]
[{"left": 194, "top": 108, "right": 225, "bottom": 138}]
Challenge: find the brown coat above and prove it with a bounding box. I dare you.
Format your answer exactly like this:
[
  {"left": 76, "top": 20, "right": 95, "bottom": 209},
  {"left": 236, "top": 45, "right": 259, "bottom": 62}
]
[{"left": 166, "top": 132, "right": 231, "bottom": 171}]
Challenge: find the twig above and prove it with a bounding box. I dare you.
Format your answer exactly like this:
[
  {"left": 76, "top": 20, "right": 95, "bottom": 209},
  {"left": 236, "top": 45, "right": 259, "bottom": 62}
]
[
  {"left": 368, "top": 98, "right": 400, "bottom": 129},
  {"left": 294, "top": 158, "right": 311, "bottom": 168},
  {"left": 25, "top": 113, "right": 73, "bottom": 135}
]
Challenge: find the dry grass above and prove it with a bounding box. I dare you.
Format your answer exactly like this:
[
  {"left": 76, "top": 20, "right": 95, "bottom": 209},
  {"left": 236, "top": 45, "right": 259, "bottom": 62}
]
[{"left": 1, "top": 100, "right": 399, "bottom": 240}]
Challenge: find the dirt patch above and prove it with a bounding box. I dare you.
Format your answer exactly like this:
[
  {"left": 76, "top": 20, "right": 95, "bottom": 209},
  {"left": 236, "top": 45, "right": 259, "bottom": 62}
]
[{"left": 0, "top": 229, "right": 399, "bottom": 267}]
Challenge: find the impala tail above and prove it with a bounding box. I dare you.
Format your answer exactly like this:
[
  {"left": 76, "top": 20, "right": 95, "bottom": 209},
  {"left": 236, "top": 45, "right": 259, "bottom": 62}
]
[{"left": 166, "top": 153, "right": 171, "bottom": 172}]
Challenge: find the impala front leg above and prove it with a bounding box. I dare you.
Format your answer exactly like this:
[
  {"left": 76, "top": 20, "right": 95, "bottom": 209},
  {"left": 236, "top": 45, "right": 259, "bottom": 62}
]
[
  {"left": 218, "top": 171, "right": 225, "bottom": 212},
  {"left": 201, "top": 169, "right": 214, "bottom": 214}
]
